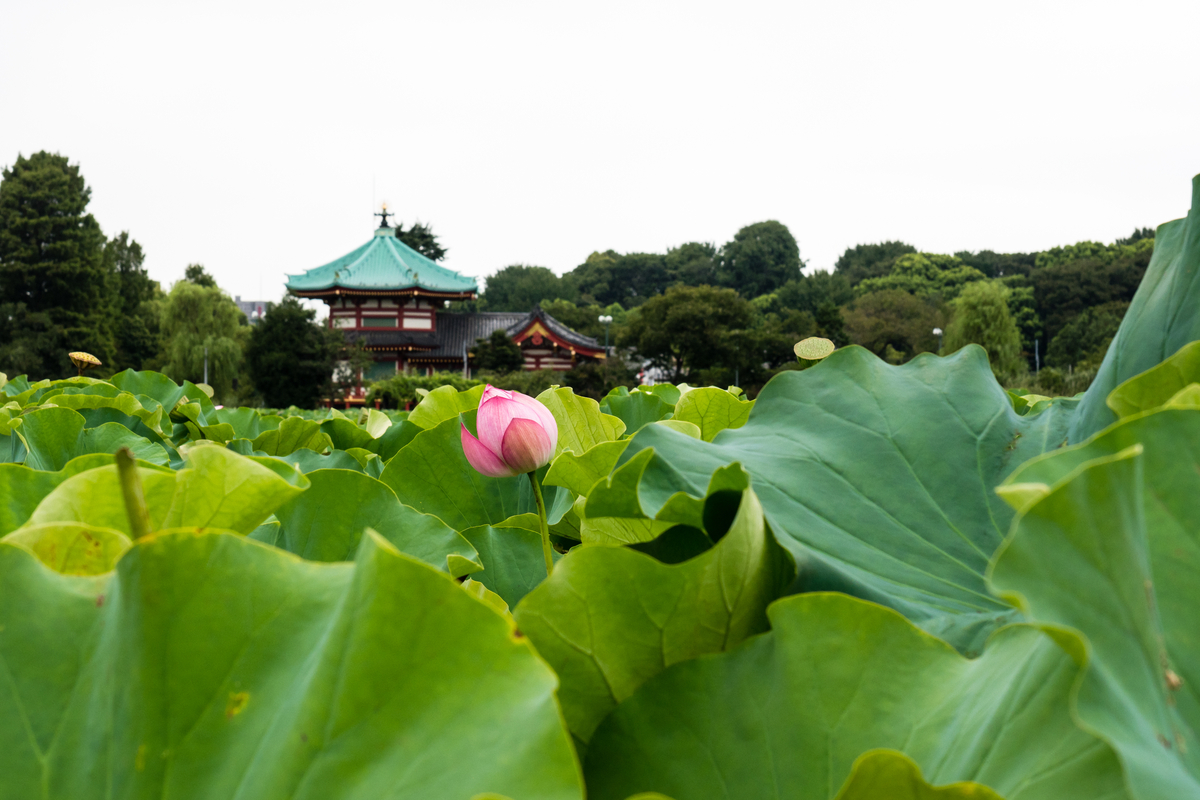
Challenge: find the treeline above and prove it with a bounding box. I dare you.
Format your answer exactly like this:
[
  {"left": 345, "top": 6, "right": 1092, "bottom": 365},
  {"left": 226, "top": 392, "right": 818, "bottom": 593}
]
[{"left": 466, "top": 220, "right": 1154, "bottom": 395}]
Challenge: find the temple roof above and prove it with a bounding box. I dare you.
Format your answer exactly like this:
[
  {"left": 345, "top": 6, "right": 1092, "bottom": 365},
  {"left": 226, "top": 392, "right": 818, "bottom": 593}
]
[
  {"left": 286, "top": 226, "right": 478, "bottom": 296},
  {"left": 409, "top": 307, "right": 604, "bottom": 360}
]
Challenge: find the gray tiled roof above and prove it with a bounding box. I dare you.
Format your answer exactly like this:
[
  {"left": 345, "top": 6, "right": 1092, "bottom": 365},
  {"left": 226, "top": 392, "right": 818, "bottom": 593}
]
[{"left": 408, "top": 306, "right": 602, "bottom": 360}]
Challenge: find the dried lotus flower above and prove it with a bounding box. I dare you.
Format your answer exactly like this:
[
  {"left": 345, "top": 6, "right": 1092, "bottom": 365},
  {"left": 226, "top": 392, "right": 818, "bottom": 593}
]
[{"left": 69, "top": 351, "right": 102, "bottom": 377}]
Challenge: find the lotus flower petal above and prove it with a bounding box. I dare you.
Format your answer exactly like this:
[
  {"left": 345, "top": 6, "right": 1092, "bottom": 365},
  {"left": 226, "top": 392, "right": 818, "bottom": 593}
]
[
  {"left": 500, "top": 417, "right": 555, "bottom": 474},
  {"left": 511, "top": 391, "right": 559, "bottom": 446},
  {"left": 477, "top": 388, "right": 546, "bottom": 458},
  {"left": 461, "top": 423, "right": 518, "bottom": 478}
]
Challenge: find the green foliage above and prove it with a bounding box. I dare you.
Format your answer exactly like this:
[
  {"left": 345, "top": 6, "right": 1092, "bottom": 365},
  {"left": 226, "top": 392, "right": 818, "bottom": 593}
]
[
  {"left": 246, "top": 296, "right": 334, "bottom": 408},
  {"left": 481, "top": 264, "right": 574, "bottom": 310},
  {"left": 471, "top": 328, "right": 524, "bottom": 373},
  {"left": 0, "top": 151, "right": 114, "bottom": 377},
  {"left": 716, "top": 220, "right": 803, "bottom": 297},
  {"left": 775, "top": 270, "right": 853, "bottom": 314},
  {"left": 1045, "top": 301, "right": 1127, "bottom": 369},
  {"left": 160, "top": 279, "right": 246, "bottom": 402},
  {"left": 183, "top": 262, "right": 217, "bottom": 288},
  {"left": 365, "top": 370, "right": 481, "bottom": 408},
  {"left": 834, "top": 240, "right": 917, "bottom": 284},
  {"left": 857, "top": 252, "right": 986, "bottom": 299},
  {"left": 395, "top": 219, "right": 447, "bottom": 261},
  {"left": 944, "top": 281, "right": 1024, "bottom": 380},
  {"left": 619, "top": 285, "right": 753, "bottom": 383},
  {"left": 1030, "top": 238, "right": 1151, "bottom": 343},
  {"left": 843, "top": 289, "right": 944, "bottom": 361},
  {"left": 481, "top": 367, "right": 560, "bottom": 397}
]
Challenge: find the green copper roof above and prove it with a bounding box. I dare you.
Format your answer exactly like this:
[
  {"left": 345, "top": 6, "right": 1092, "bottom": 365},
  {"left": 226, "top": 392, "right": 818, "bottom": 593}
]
[{"left": 286, "top": 227, "right": 478, "bottom": 295}]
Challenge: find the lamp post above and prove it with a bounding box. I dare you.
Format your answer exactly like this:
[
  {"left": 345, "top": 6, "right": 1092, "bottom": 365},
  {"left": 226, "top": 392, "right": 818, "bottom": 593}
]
[
  {"left": 598, "top": 315, "right": 613, "bottom": 356},
  {"left": 932, "top": 327, "right": 943, "bottom": 353}
]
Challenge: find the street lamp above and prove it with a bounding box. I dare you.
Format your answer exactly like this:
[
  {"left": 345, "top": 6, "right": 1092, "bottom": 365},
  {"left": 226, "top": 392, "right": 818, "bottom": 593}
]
[
  {"left": 932, "top": 327, "right": 943, "bottom": 353},
  {"left": 598, "top": 315, "right": 613, "bottom": 356}
]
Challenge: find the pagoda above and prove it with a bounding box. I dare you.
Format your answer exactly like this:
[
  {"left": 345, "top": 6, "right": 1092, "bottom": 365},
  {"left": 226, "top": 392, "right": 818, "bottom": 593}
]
[{"left": 286, "top": 207, "right": 605, "bottom": 399}]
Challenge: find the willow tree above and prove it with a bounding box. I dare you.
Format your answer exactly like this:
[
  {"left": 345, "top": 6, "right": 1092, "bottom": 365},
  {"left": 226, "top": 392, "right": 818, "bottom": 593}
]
[
  {"left": 159, "top": 279, "right": 247, "bottom": 401},
  {"left": 944, "top": 280, "right": 1024, "bottom": 381}
]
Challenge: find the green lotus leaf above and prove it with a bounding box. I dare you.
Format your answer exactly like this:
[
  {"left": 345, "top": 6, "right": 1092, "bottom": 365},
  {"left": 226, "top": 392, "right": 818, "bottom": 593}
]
[
  {"left": 834, "top": 751, "right": 1004, "bottom": 800},
  {"left": 545, "top": 440, "right": 631, "bottom": 496},
  {"left": 462, "top": 520, "right": 564, "bottom": 607},
  {"left": 2, "top": 522, "right": 131, "bottom": 575},
  {"left": 641, "top": 384, "right": 683, "bottom": 406},
  {"left": 1071, "top": 175, "right": 1200, "bottom": 440},
  {"left": 212, "top": 406, "right": 281, "bottom": 440},
  {"left": 361, "top": 407, "right": 392, "bottom": 438},
  {"left": 366, "top": 418, "right": 421, "bottom": 460},
  {"left": 273, "top": 468, "right": 480, "bottom": 575},
  {"left": 991, "top": 431, "right": 1200, "bottom": 797},
  {"left": 652, "top": 419, "right": 700, "bottom": 438},
  {"left": 0, "top": 454, "right": 163, "bottom": 536},
  {"left": 379, "top": 413, "right": 568, "bottom": 531},
  {"left": 670, "top": 387, "right": 754, "bottom": 442},
  {"left": 408, "top": 384, "right": 484, "bottom": 430},
  {"left": 1105, "top": 339, "right": 1200, "bottom": 419},
  {"left": 599, "top": 388, "right": 674, "bottom": 434},
  {"left": 11, "top": 407, "right": 169, "bottom": 469},
  {"left": 537, "top": 387, "right": 627, "bottom": 457},
  {"left": 583, "top": 593, "right": 1125, "bottom": 800},
  {"left": 0, "top": 529, "right": 583, "bottom": 799},
  {"left": 319, "top": 417, "right": 376, "bottom": 451},
  {"left": 198, "top": 422, "right": 237, "bottom": 442},
  {"left": 595, "top": 346, "right": 1079, "bottom": 653},
  {"left": 43, "top": 390, "right": 166, "bottom": 435},
  {"left": 251, "top": 416, "right": 333, "bottom": 456},
  {"left": 515, "top": 482, "right": 792, "bottom": 743},
  {"left": 27, "top": 464, "right": 179, "bottom": 535},
  {"left": 108, "top": 369, "right": 188, "bottom": 414}
]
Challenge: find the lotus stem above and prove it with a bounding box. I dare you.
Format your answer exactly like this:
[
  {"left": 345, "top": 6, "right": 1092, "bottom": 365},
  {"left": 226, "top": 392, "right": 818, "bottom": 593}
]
[
  {"left": 527, "top": 471, "right": 554, "bottom": 577},
  {"left": 115, "top": 448, "right": 152, "bottom": 540}
]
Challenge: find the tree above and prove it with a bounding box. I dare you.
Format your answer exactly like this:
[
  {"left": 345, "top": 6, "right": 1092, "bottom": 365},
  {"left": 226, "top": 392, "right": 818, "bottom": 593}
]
[
  {"left": 1045, "top": 301, "right": 1128, "bottom": 369},
  {"left": 540, "top": 298, "right": 627, "bottom": 340},
  {"left": 954, "top": 250, "right": 1036, "bottom": 279},
  {"left": 619, "top": 285, "right": 753, "bottom": 382},
  {"left": 717, "top": 221, "right": 802, "bottom": 298},
  {"left": 482, "top": 265, "right": 572, "bottom": 311},
  {"left": 160, "top": 280, "right": 247, "bottom": 401},
  {"left": 776, "top": 270, "right": 853, "bottom": 315},
  {"left": 834, "top": 241, "right": 917, "bottom": 285},
  {"left": 0, "top": 151, "right": 114, "bottom": 377},
  {"left": 843, "top": 290, "right": 944, "bottom": 361},
  {"left": 471, "top": 329, "right": 524, "bottom": 374},
  {"left": 246, "top": 297, "right": 335, "bottom": 408},
  {"left": 0, "top": 303, "right": 60, "bottom": 378},
  {"left": 1116, "top": 227, "right": 1155, "bottom": 246},
  {"left": 396, "top": 221, "right": 447, "bottom": 262},
  {"left": 566, "top": 250, "right": 671, "bottom": 307},
  {"left": 184, "top": 263, "right": 217, "bottom": 288},
  {"left": 105, "top": 232, "right": 162, "bottom": 370},
  {"left": 856, "top": 253, "right": 986, "bottom": 299},
  {"left": 664, "top": 242, "right": 718, "bottom": 286},
  {"left": 1030, "top": 239, "right": 1151, "bottom": 343},
  {"left": 943, "top": 281, "right": 1023, "bottom": 380}
]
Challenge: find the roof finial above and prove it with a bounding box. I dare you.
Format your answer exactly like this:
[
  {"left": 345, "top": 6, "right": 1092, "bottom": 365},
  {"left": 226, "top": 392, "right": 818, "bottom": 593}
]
[{"left": 374, "top": 201, "right": 394, "bottom": 229}]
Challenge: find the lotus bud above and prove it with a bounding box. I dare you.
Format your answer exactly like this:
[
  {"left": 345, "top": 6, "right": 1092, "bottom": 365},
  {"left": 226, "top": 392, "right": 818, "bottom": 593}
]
[{"left": 460, "top": 385, "right": 559, "bottom": 478}]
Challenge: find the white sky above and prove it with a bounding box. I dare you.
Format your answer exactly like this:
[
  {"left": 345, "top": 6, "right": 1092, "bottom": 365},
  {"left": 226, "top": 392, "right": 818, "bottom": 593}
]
[{"left": 3, "top": 0, "right": 1198, "bottom": 306}]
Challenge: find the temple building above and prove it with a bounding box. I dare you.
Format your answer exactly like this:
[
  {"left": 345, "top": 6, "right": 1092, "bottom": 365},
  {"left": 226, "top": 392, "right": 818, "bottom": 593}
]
[{"left": 286, "top": 208, "right": 605, "bottom": 397}]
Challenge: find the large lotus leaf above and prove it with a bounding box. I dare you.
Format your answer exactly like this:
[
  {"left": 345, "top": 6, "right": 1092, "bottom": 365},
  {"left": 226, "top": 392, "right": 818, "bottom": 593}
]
[
  {"left": 28, "top": 447, "right": 309, "bottom": 537},
  {"left": 251, "top": 416, "right": 332, "bottom": 456},
  {"left": 27, "top": 465, "right": 179, "bottom": 535},
  {"left": 537, "top": 387, "right": 626, "bottom": 457},
  {"left": 2, "top": 522, "right": 131, "bottom": 575},
  {"left": 273, "top": 468, "right": 480, "bottom": 575},
  {"left": 225, "top": 440, "right": 368, "bottom": 474},
  {"left": 408, "top": 384, "right": 484, "bottom": 430},
  {"left": 462, "top": 520, "right": 564, "bottom": 608},
  {"left": 0, "top": 529, "right": 583, "bottom": 799},
  {"left": 515, "top": 482, "right": 793, "bottom": 743},
  {"left": 593, "top": 345, "right": 1081, "bottom": 653},
  {"left": 584, "top": 593, "right": 1124, "bottom": 800},
  {"left": 991, "top": 442, "right": 1200, "bottom": 797},
  {"left": 0, "top": 455, "right": 158, "bottom": 536},
  {"left": 212, "top": 406, "right": 281, "bottom": 440},
  {"left": 1103, "top": 340, "right": 1200, "bottom": 419},
  {"left": 545, "top": 440, "right": 631, "bottom": 496},
  {"left": 43, "top": 390, "right": 166, "bottom": 435},
  {"left": 599, "top": 388, "right": 674, "bottom": 434},
  {"left": 366, "top": 418, "right": 421, "bottom": 460},
  {"left": 1071, "top": 174, "right": 1200, "bottom": 440},
  {"left": 12, "top": 408, "right": 169, "bottom": 469},
  {"left": 670, "top": 387, "right": 753, "bottom": 442},
  {"left": 832, "top": 752, "right": 1004, "bottom": 800},
  {"left": 319, "top": 417, "right": 376, "bottom": 451},
  {"left": 109, "top": 369, "right": 187, "bottom": 414},
  {"left": 379, "top": 413, "right": 568, "bottom": 531}
]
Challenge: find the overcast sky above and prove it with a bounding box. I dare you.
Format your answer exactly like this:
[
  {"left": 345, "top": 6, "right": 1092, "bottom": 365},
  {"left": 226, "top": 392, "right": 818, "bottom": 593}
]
[{"left": 3, "top": 0, "right": 1198, "bottom": 307}]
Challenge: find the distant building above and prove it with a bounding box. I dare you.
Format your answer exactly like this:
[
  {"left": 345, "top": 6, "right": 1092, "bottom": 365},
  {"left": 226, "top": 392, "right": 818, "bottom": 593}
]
[
  {"left": 285, "top": 210, "right": 605, "bottom": 398},
  {"left": 234, "top": 296, "right": 271, "bottom": 325}
]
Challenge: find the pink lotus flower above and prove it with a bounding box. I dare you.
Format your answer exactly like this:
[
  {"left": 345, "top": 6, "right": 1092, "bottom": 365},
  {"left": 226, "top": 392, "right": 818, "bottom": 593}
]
[{"left": 461, "top": 385, "right": 559, "bottom": 478}]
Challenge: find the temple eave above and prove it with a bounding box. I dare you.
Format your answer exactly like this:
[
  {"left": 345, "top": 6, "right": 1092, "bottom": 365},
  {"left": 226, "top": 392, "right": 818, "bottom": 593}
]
[{"left": 290, "top": 287, "right": 476, "bottom": 300}]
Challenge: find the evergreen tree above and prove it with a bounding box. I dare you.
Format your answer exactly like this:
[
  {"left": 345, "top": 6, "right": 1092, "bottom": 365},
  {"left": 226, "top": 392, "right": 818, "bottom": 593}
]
[
  {"left": 104, "top": 232, "right": 162, "bottom": 370},
  {"left": 0, "top": 151, "right": 114, "bottom": 377},
  {"left": 397, "top": 221, "right": 447, "bottom": 262},
  {"left": 184, "top": 263, "right": 217, "bottom": 288},
  {"left": 717, "top": 221, "right": 803, "bottom": 298},
  {"left": 246, "top": 297, "right": 334, "bottom": 408}
]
